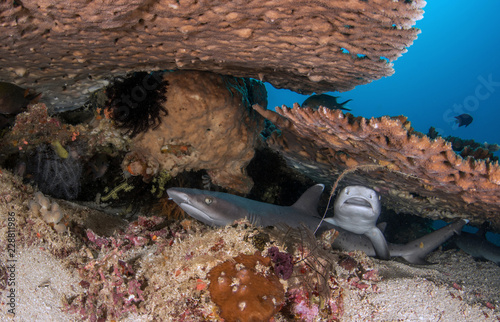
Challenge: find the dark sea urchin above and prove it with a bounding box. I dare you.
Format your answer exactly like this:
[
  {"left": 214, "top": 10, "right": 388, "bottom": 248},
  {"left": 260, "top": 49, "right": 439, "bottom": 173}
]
[{"left": 106, "top": 71, "right": 168, "bottom": 137}]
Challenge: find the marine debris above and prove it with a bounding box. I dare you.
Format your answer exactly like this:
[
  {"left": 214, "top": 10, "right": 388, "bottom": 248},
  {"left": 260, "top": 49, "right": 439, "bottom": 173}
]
[
  {"left": 253, "top": 103, "right": 500, "bottom": 231},
  {"left": 0, "top": 0, "right": 425, "bottom": 109}
]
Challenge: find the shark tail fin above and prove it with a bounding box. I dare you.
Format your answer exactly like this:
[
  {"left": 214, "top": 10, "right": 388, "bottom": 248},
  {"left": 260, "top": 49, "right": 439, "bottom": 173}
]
[
  {"left": 291, "top": 184, "right": 324, "bottom": 216},
  {"left": 401, "top": 219, "right": 468, "bottom": 265}
]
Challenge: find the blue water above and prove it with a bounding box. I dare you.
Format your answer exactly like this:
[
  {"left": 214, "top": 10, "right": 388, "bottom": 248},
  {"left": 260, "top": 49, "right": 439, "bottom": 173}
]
[{"left": 266, "top": 1, "right": 500, "bottom": 151}]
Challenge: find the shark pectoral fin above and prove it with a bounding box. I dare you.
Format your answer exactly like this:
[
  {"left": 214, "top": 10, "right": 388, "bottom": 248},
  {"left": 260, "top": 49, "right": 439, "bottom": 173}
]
[
  {"left": 324, "top": 217, "right": 337, "bottom": 226},
  {"left": 365, "top": 228, "right": 390, "bottom": 260},
  {"left": 402, "top": 254, "right": 433, "bottom": 265}
]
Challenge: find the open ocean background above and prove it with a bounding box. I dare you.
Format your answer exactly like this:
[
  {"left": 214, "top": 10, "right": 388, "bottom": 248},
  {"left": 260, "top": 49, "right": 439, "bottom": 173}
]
[{"left": 266, "top": 1, "right": 500, "bottom": 157}]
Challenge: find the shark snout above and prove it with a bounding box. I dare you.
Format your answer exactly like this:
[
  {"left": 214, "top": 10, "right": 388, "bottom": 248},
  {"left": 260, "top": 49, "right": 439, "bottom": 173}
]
[{"left": 167, "top": 188, "right": 191, "bottom": 206}]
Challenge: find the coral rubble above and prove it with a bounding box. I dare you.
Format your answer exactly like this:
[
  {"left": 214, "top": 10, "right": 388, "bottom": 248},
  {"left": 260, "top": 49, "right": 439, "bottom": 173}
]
[
  {"left": 254, "top": 104, "right": 500, "bottom": 231},
  {"left": 0, "top": 0, "right": 425, "bottom": 109},
  {"left": 127, "top": 70, "right": 264, "bottom": 193}
]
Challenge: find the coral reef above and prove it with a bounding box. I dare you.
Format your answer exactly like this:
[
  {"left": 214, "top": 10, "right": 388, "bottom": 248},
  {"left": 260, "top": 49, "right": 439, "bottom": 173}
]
[
  {"left": 207, "top": 252, "right": 285, "bottom": 322},
  {"left": 66, "top": 216, "right": 172, "bottom": 321},
  {"left": 1, "top": 163, "right": 499, "bottom": 321},
  {"left": 253, "top": 104, "right": 500, "bottom": 231},
  {"left": 127, "top": 70, "right": 264, "bottom": 193},
  {"left": 447, "top": 136, "right": 499, "bottom": 162},
  {"left": 0, "top": 0, "right": 424, "bottom": 109},
  {"left": 428, "top": 127, "right": 499, "bottom": 162}
]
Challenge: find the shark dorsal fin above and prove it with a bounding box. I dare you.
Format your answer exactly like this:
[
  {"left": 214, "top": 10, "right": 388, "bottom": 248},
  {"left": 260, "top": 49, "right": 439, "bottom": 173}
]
[{"left": 291, "top": 184, "right": 324, "bottom": 215}]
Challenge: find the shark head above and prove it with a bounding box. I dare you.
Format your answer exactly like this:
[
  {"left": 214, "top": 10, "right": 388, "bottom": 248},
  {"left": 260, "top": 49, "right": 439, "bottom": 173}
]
[
  {"left": 168, "top": 184, "right": 325, "bottom": 229},
  {"left": 328, "top": 186, "right": 381, "bottom": 235},
  {"left": 167, "top": 188, "right": 246, "bottom": 226}
]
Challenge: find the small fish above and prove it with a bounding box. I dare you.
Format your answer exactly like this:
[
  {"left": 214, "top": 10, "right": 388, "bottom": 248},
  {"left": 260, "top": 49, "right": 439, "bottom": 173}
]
[
  {"left": 0, "top": 81, "right": 41, "bottom": 115},
  {"left": 455, "top": 113, "right": 473, "bottom": 127},
  {"left": 301, "top": 94, "right": 352, "bottom": 111}
]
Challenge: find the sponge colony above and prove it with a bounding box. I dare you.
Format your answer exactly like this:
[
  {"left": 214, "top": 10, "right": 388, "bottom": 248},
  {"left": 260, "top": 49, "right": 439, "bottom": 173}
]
[{"left": 29, "top": 191, "right": 66, "bottom": 233}]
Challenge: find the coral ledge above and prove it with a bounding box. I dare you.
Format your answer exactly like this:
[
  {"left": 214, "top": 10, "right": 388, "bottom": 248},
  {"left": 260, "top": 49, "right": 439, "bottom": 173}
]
[
  {"left": 0, "top": 0, "right": 425, "bottom": 109},
  {"left": 254, "top": 104, "right": 500, "bottom": 231}
]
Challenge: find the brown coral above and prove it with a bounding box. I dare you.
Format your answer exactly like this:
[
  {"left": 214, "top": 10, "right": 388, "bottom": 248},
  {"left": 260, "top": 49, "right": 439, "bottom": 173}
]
[
  {"left": 254, "top": 104, "right": 500, "bottom": 231},
  {"left": 0, "top": 0, "right": 424, "bottom": 109},
  {"left": 207, "top": 252, "right": 285, "bottom": 322}
]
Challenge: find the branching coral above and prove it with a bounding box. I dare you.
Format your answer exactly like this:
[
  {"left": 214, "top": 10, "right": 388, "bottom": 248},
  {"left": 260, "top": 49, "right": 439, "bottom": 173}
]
[{"left": 253, "top": 104, "right": 500, "bottom": 231}]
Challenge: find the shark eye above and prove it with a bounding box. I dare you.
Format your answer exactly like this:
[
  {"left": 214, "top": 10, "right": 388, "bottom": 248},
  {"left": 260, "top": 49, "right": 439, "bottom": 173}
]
[
  {"left": 204, "top": 197, "right": 213, "bottom": 205},
  {"left": 369, "top": 194, "right": 373, "bottom": 199},
  {"left": 345, "top": 188, "right": 350, "bottom": 195}
]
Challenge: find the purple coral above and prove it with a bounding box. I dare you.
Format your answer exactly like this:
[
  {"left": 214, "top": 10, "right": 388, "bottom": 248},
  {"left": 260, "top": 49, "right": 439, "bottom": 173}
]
[{"left": 267, "top": 246, "right": 293, "bottom": 280}]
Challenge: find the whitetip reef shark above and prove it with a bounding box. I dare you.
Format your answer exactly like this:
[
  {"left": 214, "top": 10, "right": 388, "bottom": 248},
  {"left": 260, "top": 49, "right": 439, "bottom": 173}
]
[
  {"left": 452, "top": 222, "right": 500, "bottom": 265},
  {"left": 324, "top": 186, "right": 390, "bottom": 260},
  {"left": 167, "top": 184, "right": 468, "bottom": 265}
]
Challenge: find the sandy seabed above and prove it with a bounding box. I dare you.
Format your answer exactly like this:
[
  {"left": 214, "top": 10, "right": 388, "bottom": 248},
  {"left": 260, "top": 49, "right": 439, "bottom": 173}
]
[{"left": 0, "top": 168, "right": 498, "bottom": 322}]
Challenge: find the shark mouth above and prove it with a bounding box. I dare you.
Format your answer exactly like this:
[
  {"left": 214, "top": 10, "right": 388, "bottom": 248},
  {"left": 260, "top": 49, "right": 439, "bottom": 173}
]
[{"left": 343, "top": 197, "right": 372, "bottom": 209}]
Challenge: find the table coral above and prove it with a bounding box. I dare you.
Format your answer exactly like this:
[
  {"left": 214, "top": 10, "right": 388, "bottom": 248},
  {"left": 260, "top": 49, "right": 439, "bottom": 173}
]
[
  {"left": 0, "top": 0, "right": 424, "bottom": 109},
  {"left": 254, "top": 104, "right": 500, "bottom": 231},
  {"left": 207, "top": 252, "right": 285, "bottom": 322}
]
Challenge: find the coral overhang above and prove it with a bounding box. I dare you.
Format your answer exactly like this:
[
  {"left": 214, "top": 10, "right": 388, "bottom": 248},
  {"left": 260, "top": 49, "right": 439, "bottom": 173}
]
[
  {"left": 254, "top": 104, "right": 500, "bottom": 231},
  {"left": 0, "top": 0, "right": 425, "bottom": 109}
]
